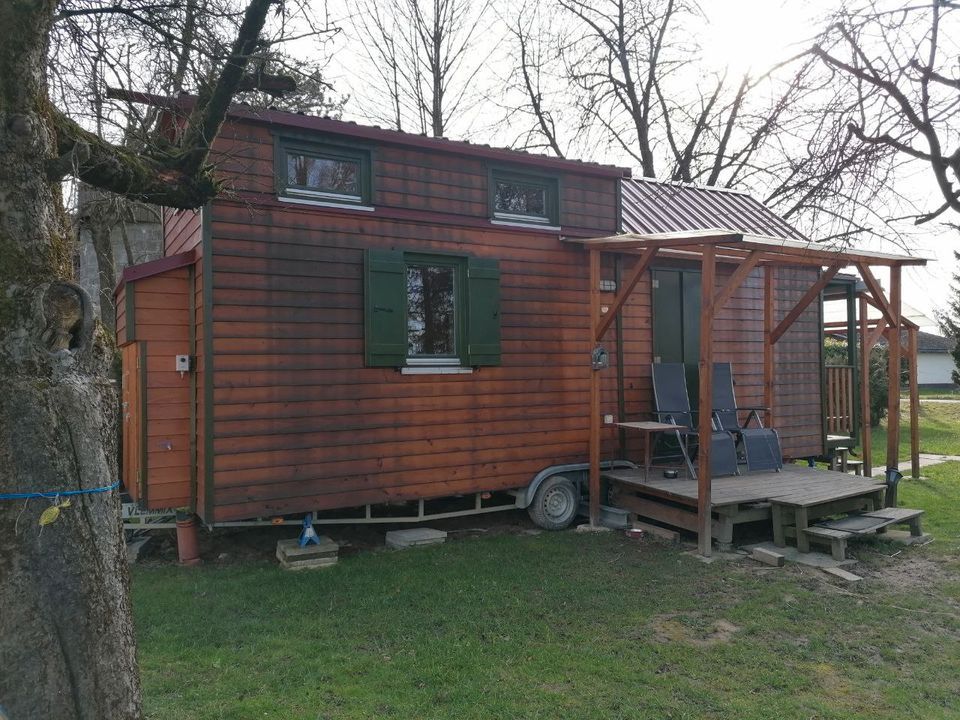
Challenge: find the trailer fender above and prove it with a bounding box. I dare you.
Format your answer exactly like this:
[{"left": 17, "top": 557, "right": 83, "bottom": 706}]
[{"left": 516, "top": 460, "right": 638, "bottom": 509}]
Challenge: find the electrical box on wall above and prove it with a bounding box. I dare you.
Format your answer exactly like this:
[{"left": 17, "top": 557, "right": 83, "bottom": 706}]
[{"left": 175, "top": 355, "right": 192, "bottom": 373}]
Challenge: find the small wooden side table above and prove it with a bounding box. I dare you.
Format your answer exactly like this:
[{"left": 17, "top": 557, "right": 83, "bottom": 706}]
[{"left": 615, "top": 421, "right": 684, "bottom": 480}]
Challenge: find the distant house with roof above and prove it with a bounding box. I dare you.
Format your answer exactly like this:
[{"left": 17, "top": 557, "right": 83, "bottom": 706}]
[{"left": 913, "top": 331, "right": 956, "bottom": 387}]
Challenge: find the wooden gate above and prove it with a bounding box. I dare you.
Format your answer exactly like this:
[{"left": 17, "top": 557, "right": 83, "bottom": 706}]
[
  {"left": 121, "top": 342, "right": 146, "bottom": 502},
  {"left": 825, "top": 364, "right": 855, "bottom": 437}
]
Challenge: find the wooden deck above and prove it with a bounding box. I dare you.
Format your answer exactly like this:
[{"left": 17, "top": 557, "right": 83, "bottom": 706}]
[{"left": 604, "top": 464, "right": 887, "bottom": 549}]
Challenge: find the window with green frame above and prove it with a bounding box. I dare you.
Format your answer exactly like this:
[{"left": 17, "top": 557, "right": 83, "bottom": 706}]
[
  {"left": 364, "top": 250, "right": 501, "bottom": 367},
  {"left": 490, "top": 169, "right": 560, "bottom": 226},
  {"left": 275, "top": 135, "right": 372, "bottom": 206}
]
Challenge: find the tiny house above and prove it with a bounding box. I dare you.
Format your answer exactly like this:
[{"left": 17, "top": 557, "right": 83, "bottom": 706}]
[{"left": 117, "top": 97, "right": 842, "bottom": 528}]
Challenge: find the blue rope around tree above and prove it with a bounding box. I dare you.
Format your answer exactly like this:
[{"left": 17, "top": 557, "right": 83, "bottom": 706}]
[{"left": 0, "top": 481, "right": 119, "bottom": 501}]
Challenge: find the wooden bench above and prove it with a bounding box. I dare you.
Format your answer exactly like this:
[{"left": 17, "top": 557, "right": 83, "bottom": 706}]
[
  {"left": 802, "top": 507, "right": 925, "bottom": 559},
  {"left": 830, "top": 447, "right": 864, "bottom": 475}
]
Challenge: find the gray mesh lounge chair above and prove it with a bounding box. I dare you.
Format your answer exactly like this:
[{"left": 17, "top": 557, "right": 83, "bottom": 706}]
[
  {"left": 651, "top": 362, "right": 739, "bottom": 479},
  {"left": 711, "top": 362, "right": 782, "bottom": 472}
]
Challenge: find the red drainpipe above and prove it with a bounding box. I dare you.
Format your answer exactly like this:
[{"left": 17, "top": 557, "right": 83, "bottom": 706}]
[{"left": 175, "top": 511, "right": 202, "bottom": 566}]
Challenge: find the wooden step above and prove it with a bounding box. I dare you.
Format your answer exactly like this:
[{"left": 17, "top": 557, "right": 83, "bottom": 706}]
[
  {"left": 862, "top": 508, "right": 925, "bottom": 536},
  {"left": 862, "top": 507, "right": 923, "bottom": 523},
  {"left": 802, "top": 525, "right": 852, "bottom": 560},
  {"left": 803, "top": 507, "right": 926, "bottom": 559}
]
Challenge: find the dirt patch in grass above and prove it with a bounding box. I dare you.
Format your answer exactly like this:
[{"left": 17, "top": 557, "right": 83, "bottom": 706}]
[
  {"left": 649, "top": 613, "right": 740, "bottom": 646},
  {"left": 865, "top": 554, "right": 956, "bottom": 592}
]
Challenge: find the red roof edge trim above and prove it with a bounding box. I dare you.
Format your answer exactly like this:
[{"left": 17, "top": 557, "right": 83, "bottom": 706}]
[
  {"left": 115, "top": 248, "right": 197, "bottom": 294},
  {"left": 108, "top": 88, "right": 632, "bottom": 180}
]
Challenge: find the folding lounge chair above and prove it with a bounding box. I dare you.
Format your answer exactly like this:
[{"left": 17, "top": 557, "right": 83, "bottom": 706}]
[
  {"left": 651, "top": 362, "right": 739, "bottom": 479},
  {"left": 711, "top": 362, "right": 783, "bottom": 472}
]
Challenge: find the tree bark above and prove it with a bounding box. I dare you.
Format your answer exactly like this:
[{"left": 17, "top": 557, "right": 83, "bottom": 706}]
[
  {"left": 0, "top": 2, "right": 141, "bottom": 718},
  {"left": 89, "top": 219, "right": 118, "bottom": 334}
]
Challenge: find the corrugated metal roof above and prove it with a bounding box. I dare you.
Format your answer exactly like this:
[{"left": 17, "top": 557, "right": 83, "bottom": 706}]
[{"left": 621, "top": 178, "right": 809, "bottom": 241}]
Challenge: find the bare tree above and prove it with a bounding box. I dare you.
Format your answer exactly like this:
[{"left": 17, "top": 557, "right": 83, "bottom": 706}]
[
  {"left": 0, "top": 1, "right": 328, "bottom": 717},
  {"left": 349, "top": 0, "right": 493, "bottom": 137},
  {"left": 504, "top": 0, "right": 905, "bottom": 245},
  {"left": 812, "top": 0, "right": 960, "bottom": 224},
  {"left": 49, "top": 0, "right": 343, "bottom": 331}
]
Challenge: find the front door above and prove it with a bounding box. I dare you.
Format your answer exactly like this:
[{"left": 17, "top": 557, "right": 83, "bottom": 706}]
[{"left": 652, "top": 268, "right": 702, "bottom": 406}]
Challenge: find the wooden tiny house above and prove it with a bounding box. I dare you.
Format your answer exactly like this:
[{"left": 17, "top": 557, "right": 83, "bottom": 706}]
[
  {"left": 118, "top": 97, "right": 631, "bottom": 523},
  {"left": 117, "top": 95, "right": 924, "bottom": 538}
]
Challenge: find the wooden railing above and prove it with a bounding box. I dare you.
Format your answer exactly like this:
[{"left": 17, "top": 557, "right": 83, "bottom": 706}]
[{"left": 825, "top": 365, "right": 855, "bottom": 436}]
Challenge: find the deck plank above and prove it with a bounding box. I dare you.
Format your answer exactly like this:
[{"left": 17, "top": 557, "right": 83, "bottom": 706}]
[{"left": 604, "top": 465, "right": 885, "bottom": 509}]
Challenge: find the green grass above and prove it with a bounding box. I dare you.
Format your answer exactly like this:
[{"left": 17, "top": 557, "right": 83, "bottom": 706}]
[
  {"left": 134, "top": 487, "right": 960, "bottom": 719},
  {"left": 869, "top": 399, "right": 960, "bottom": 468},
  {"left": 917, "top": 387, "right": 960, "bottom": 399}
]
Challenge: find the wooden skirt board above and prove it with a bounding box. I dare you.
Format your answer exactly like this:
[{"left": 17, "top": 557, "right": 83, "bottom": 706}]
[{"left": 604, "top": 465, "right": 887, "bottom": 548}]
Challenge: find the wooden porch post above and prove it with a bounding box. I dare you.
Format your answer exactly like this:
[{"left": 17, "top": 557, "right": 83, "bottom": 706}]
[
  {"left": 859, "top": 294, "right": 872, "bottom": 478},
  {"left": 908, "top": 326, "right": 920, "bottom": 479},
  {"left": 885, "top": 266, "right": 902, "bottom": 472},
  {"left": 589, "top": 248, "right": 602, "bottom": 525},
  {"left": 697, "top": 245, "right": 716, "bottom": 557},
  {"left": 764, "top": 267, "right": 775, "bottom": 428}
]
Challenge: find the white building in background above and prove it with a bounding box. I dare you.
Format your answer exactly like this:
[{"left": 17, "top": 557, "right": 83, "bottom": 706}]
[{"left": 914, "top": 331, "right": 957, "bottom": 387}]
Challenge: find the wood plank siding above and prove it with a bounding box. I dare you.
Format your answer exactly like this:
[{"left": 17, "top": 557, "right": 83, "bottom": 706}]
[
  {"left": 773, "top": 265, "right": 824, "bottom": 458},
  {"left": 118, "top": 267, "right": 195, "bottom": 509},
  {"left": 202, "top": 118, "right": 621, "bottom": 521},
  {"left": 163, "top": 207, "right": 202, "bottom": 256},
  {"left": 121, "top": 113, "right": 825, "bottom": 522}
]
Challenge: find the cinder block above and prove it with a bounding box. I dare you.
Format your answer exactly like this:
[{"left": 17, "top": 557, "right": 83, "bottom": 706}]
[{"left": 385, "top": 527, "right": 447, "bottom": 549}]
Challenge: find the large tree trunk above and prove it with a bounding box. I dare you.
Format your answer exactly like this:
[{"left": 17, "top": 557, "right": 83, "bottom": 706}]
[
  {"left": 90, "top": 219, "right": 118, "bottom": 335},
  {"left": 0, "top": 2, "right": 142, "bottom": 718}
]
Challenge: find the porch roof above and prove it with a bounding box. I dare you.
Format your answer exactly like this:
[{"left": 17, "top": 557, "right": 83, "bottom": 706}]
[{"left": 564, "top": 228, "right": 929, "bottom": 267}]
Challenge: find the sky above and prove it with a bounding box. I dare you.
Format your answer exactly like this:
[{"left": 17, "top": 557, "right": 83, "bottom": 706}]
[
  {"left": 314, "top": 0, "right": 956, "bottom": 330},
  {"left": 694, "top": 1, "right": 955, "bottom": 332}
]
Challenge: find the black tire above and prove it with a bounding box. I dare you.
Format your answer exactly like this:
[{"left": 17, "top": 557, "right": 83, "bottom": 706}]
[{"left": 527, "top": 475, "right": 579, "bottom": 530}]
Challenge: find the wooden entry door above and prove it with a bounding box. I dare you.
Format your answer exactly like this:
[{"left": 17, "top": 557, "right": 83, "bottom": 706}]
[
  {"left": 121, "top": 342, "right": 144, "bottom": 501},
  {"left": 652, "top": 269, "right": 702, "bottom": 405}
]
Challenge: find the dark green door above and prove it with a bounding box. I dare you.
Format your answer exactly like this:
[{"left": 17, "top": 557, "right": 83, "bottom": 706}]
[{"left": 652, "top": 269, "right": 702, "bottom": 406}]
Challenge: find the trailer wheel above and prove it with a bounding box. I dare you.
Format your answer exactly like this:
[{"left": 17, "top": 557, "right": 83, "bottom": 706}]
[{"left": 528, "top": 476, "right": 578, "bottom": 530}]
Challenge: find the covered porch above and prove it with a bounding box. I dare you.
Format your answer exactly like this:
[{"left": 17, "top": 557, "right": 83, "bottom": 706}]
[{"left": 571, "top": 228, "right": 927, "bottom": 556}]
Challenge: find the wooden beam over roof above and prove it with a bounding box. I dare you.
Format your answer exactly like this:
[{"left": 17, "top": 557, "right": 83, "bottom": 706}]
[
  {"left": 569, "top": 229, "right": 744, "bottom": 252},
  {"left": 567, "top": 229, "right": 929, "bottom": 267}
]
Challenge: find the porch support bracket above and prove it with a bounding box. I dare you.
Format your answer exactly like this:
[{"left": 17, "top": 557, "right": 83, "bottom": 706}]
[
  {"left": 712, "top": 251, "right": 762, "bottom": 311},
  {"left": 595, "top": 245, "right": 658, "bottom": 341},
  {"left": 856, "top": 263, "right": 897, "bottom": 327}
]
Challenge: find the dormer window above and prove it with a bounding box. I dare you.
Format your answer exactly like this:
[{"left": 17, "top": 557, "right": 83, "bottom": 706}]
[
  {"left": 275, "top": 135, "right": 372, "bottom": 208},
  {"left": 490, "top": 169, "right": 559, "bottom": 227}
]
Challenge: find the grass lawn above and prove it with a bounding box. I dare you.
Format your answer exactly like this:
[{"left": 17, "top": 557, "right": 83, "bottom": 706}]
[
  {"left": 917, "top": 387, "right": 960, "bottom": 399},
  {"left": 134, "top": 467, "right": 960, "bottom": 720},
  {"left": 869, "top": 398, "right": 960, "bottom": 469}
]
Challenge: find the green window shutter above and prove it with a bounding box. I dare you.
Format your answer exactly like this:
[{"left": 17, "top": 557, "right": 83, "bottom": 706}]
[
  {"left": 466, "top": 257, "right": 501, "bottom": 366},
  {"left": 365, "top": 249, "right": 407, "bottom": 366}
]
